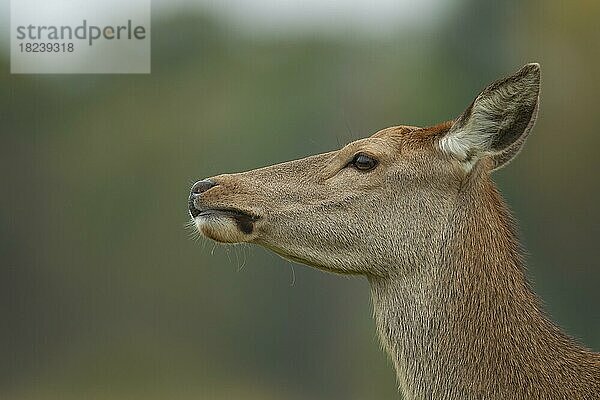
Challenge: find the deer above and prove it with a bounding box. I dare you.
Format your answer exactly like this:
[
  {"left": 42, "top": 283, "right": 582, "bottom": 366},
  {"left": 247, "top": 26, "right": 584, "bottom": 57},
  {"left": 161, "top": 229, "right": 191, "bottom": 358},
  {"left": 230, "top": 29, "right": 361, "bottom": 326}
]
[{"left": 188, "top": 63, "right": 600, "bottom": 399}]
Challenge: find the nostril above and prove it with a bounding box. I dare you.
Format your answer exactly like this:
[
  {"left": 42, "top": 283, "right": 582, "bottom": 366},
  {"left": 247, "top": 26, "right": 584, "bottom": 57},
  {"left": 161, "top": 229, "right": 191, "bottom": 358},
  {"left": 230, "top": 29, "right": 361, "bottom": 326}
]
[{"left": 190, "top": 179, "right": 217, "bottom": 196}]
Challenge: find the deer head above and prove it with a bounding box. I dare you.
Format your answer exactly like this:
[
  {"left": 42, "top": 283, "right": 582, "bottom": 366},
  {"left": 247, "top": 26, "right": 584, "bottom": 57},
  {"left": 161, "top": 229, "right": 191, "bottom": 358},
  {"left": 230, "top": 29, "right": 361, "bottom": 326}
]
[
  {"left": 189, "top": 64, "right": 600, "bottom": 398},
  {"left": 189, "top": 64, "right": 540, "bottom": 277}
]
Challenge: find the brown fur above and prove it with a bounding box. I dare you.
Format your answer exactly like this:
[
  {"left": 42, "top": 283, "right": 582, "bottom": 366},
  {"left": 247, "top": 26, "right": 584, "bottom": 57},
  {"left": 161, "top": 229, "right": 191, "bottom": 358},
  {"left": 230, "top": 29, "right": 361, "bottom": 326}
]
[{"left": 189, "top": 64, "right": 600, "bottom": 399}]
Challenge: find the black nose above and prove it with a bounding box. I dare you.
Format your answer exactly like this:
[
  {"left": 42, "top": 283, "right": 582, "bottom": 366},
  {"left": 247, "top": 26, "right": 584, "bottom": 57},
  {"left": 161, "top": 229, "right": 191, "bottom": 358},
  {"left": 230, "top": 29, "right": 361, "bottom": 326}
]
[
  {"left": 189, "top": 179, "right": 217, "bottom": 217},
  {"left": 190, "top": 179, "right": 217, "bottom": 196}
]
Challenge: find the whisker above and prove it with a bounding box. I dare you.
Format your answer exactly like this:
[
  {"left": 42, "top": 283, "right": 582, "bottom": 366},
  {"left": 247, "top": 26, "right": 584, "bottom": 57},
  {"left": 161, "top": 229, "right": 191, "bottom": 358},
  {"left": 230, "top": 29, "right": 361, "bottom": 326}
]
[
  {"left": 241, "top": 244, "right": 248, "bottom": 270},
  {"left": 225, "top": 246, "right": 233, "bottom": 264}
]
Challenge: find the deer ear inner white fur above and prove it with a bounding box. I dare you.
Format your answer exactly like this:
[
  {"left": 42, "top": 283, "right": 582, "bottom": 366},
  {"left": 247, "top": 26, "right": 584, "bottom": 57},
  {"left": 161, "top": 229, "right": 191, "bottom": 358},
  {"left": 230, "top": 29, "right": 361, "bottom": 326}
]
[{"left": 439, "top": 63, "right": 541, "bottom": 170}]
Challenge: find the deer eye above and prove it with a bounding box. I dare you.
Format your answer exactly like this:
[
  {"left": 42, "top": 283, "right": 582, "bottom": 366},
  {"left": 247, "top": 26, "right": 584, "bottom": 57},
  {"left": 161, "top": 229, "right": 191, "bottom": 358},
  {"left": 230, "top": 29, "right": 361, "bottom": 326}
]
[{"left": 349, "top": 153, "right": 378, "bottom": 171}]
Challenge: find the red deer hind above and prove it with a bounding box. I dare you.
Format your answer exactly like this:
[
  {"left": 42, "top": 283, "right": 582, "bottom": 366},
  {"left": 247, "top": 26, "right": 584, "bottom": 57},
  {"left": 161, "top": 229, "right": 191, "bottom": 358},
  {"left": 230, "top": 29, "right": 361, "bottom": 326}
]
[{"left": 189, "top": 63, "right": 600, "bottom": 399}]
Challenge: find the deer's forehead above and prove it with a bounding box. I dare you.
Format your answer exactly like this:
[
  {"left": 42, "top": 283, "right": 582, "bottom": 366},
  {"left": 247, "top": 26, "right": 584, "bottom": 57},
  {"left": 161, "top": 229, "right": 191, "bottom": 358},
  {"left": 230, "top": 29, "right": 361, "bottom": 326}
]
[
  {"left": 339, "top": 126, "right": 419, "bottom": 156},
  {"left": 371, "top": 125, "right": 420, "bottom": 139},
  {"left": 342, "top": 137, "right": 399, "bottom": 156}
]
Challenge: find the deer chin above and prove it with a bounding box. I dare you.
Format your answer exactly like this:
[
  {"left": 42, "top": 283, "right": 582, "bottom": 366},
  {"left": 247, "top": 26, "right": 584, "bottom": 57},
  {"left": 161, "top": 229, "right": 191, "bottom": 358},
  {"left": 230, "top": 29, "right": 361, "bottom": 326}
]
[
  {"left": 192, "top": 208, "right": 259, "bottom": 243},
  {"left": 258, "top": 242, "right": 361, "bottom": 275}
]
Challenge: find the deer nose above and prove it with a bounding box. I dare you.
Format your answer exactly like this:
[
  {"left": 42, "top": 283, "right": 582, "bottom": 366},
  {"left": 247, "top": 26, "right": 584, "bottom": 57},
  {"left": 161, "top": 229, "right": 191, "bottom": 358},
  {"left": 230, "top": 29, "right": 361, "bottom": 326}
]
[
  {"left": 190, "top": 179, "right": 217, "bottom": 196},
  {"left": 189, "top": 179, "right": 218, "bottom": 217}
]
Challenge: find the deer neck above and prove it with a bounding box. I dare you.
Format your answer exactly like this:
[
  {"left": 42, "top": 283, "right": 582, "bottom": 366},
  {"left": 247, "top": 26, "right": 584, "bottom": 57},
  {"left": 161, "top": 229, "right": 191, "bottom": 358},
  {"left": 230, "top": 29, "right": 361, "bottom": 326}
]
[{"left": 368, "top": 173, "right": 594, "bottom": 399}]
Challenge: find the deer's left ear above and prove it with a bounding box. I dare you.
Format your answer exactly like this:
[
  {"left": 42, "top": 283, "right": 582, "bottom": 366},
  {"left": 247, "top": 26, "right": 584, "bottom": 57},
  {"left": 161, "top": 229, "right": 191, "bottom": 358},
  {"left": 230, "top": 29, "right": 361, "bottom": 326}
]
[{"left": 438, "top": 63, "right": 540, "bottom": 171}]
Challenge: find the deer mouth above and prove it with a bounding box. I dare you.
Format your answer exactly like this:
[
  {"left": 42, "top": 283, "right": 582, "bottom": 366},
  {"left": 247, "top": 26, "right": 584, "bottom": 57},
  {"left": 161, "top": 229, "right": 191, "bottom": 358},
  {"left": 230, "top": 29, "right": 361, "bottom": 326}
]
[{"left": 192, "top": 207, "right": 260, "bottom": 235}]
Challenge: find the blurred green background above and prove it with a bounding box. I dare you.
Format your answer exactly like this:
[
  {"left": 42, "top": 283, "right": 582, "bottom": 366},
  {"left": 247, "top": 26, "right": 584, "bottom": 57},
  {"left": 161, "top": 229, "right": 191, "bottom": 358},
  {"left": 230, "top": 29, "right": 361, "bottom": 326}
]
[{"left": 1, "top": 0, "right": 599, "bottom": 399}]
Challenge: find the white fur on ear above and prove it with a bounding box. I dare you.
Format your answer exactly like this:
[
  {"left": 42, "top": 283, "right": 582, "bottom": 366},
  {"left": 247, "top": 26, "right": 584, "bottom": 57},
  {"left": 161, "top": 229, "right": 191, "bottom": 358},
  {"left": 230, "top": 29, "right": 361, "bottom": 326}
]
[
  {"left": 439, "top": 63, "right": 540, "bottom": 170},
  {"left": 438, "top": 115, "right": 495, "bottom": 162}
]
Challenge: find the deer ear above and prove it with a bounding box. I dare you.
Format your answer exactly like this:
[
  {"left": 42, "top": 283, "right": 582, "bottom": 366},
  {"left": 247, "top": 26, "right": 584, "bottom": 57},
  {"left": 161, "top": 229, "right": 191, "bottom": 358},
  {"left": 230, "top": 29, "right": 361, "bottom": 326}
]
[{"left": 439, "top": 63, "right": 540, "bottom": 170}]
